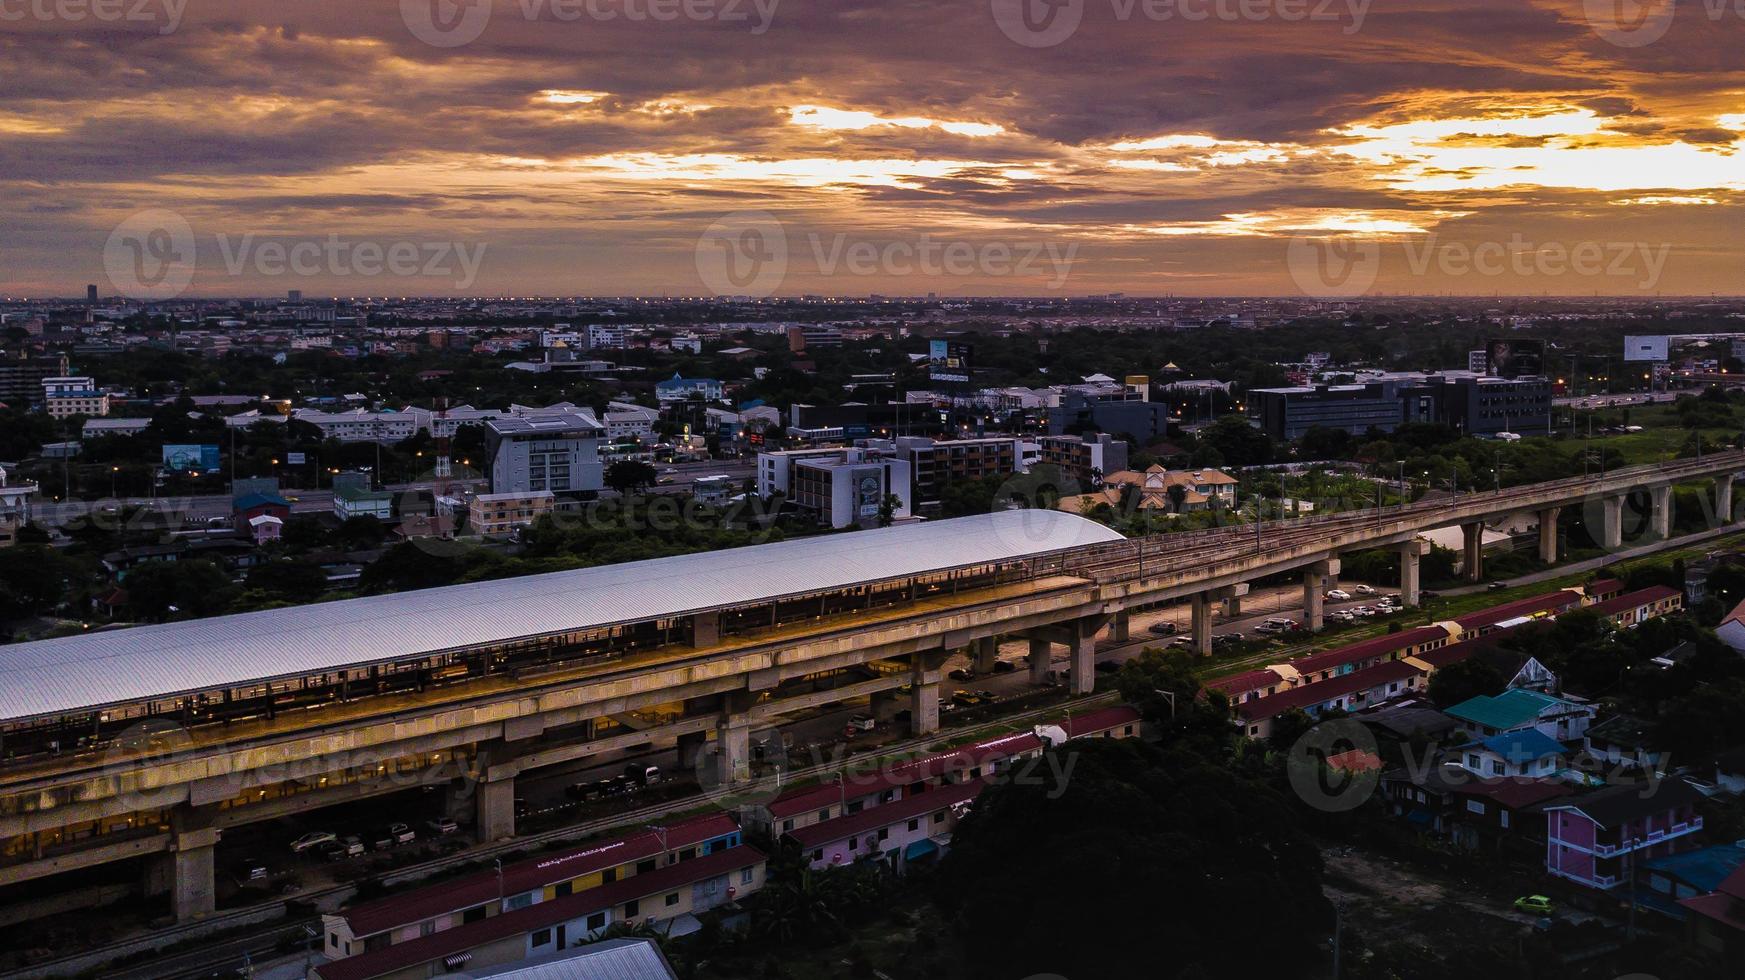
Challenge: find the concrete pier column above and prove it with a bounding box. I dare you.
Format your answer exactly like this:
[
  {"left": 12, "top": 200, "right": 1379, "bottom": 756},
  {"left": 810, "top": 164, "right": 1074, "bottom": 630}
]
[
  {"left": 715, "top": 711, "right": 752, "bottom": 785},
  {"left": 1650, "top": 485, "right": 1672, "bottom": 539},
  {"left": 1461, "top": 522, "right": 1485, "bottom": 581},
  {"left": 691, "top": 611, "right": 721, "bottom": 647},
  {"left": 677, "top": 730, "right": 707, "bottom": 770},
  {"left": 1717, "top": 476, "right": 1734, "bottom": 525},
  {"left": 1302, "top": 571, "right": 1324, "bottom": 632},
  {"left": 1601, "top": 495, "right": 1624, "bottom": 550},
  {"left": 1028, "top": 635, "right": 1052, "bottom": 685},
  {"left": 1222, "top": 595, "right": 1241, "bottom": 617},
  {"left": 1397, "top": 540, "right": 1427, "bottom": 608},
  {"left": 972, "top": 636, "right": 999, "bottom": 674},
  {"left": 1537, "top": 507, "right": 1561, "bottom": 564},
  {"left": 1190, "top": 593, "right": 1212, "bottom": 656},
  {"left": 476, "top": 774, "right": 516, "bottom": 842},
  {"left": 1067, "top": 619, "right": 1098, "bottom": 695},
  {"left": 170, "top": 827, "right": 219, "bottom": 922},
  {"left": 1108, "top": 610, "right": 1130, "bottom": 644},
  {"left": 910, "top": 653, "right": 943, "bottom": 735}
]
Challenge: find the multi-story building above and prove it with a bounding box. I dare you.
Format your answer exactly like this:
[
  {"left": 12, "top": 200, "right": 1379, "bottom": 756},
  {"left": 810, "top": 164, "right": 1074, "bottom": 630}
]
[
  {"left": 334, "top": 485, "right": 395, "bottom": 521},
  {"left": 1545, "top": 780, "right": 1706, "bottom": 890},
  {"left": 586, "top": 323, "right": 628, "bottom": 349},
  {"left": 892, "top": 436, "right": 1021, "bottom": 502},
  {"left": 786, "top": 323, "right": 843, "bottom": 350},
  {"left": 40, "top": 376, "right": 108, "bottom": 418},
  {"left": 654, "top": 374, "right": 724, "bottom": 405},
  {"left": 757, "top": 447, "right": 911, "bottom": 528},
  {"left": 1248, "top": 382, "right": 1405, "bottom": 441},
  {"left": 486, "top": 413, "right": 605, "bottom": 498},
  {"left": 0, "top": 353, "right": 68, "bottom": 407},
  {"left": 603, "top": 401, "right": 659, "bottom": 442},
  {"left": 1036, "top": 433, "right": 1127, "bottom": 489},
  {"left": 1254, "top": 372, "right": 1553, "bottom": 441},
  {"left": 468, "top": 490, "right": 555, "bottom": 534},
  {"left": 0, "top": 465, "right": 39, "bottom": 549}
]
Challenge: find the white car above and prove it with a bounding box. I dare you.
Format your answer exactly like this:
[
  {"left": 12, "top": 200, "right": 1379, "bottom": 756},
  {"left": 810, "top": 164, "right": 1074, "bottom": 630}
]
[
  {"left": 290, "top": 831, "right": 337, "bottom": 853},
  {"left": 1324, "top": 589, "right": 1352, "bottom": 602},
  {"left": 1354, "top": 584, "right": 1378, "bottom": 596},
  {"left": 1351, "top": 605, "right": 1376, "bottom": 617},
  {"left": 1328, "top": 610, "right": 1356, "bottom": 623}
]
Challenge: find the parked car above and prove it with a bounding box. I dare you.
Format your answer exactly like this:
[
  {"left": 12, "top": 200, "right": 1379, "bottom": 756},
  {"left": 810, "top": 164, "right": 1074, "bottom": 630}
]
[
  {"left": 1095, "top": 659, "right": 1121, "bottom": 673},
  {"left": 990, "top": 659, "right": 1016, "bottom": 673},
  {"left": 1324, "top": 589, "right": 1352, "bottom": 602},
  {"left": 1328, "top": 609, "right": 1356, "bottom": 623},
  {"left": 1354, "top": 584, "right": 1378, "bottom": 596},
  {"left": 1489, "top": 580, "right": 1509, "bottom": 591},
  {"left": 951, "top": 691, "right": 986, "bottom": 707},
  {"left": 290, "top": 831, "right": 336, "bottom": 854},
  {"left": 386, "top": 823, "right": 417, "bottom": 846},
  {"left": 1350, "top": 605, "right": 1376, "bottom": 617},
  {"left": 1167, "top": 636, "right": 1195, "bottom": 648},
  {"left": 1376, "top": 594, "right": 1400, "bottom": 607},
  {"left": 1255, "top": 618, "right": 1298, "bottom": 635},
  {"left": 948, "top": 668, "right": 976, "bottom": 681},
  {"left": 1147, "top": 621, "right": 1178, "bottom": 636},
  {"left": 233, "top": 859, "right": 270, "bottom": 885},
  {"left": 1514, "top": 895, "right": 1554, "bottom": 915},
  {"left": 624, "top": 763, "right": 664, "bottom": 786},
  {"left": 425, "top": 817, "right": 459, "bottom": 835},
  {"left": 844, "top": 715, "right": 876, "bottom": 732},
  {"left": 324, "top": 836, "right": 366, "bottom": 861}
]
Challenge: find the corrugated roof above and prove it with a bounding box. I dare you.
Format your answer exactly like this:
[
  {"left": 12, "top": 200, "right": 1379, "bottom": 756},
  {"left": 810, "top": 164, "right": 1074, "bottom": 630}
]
[
  {"left": 461, "top": 940, "right": 678, "bottom": 980},
  {"left": 0, "top": 511, "right": 1124, "bottom": 723}
]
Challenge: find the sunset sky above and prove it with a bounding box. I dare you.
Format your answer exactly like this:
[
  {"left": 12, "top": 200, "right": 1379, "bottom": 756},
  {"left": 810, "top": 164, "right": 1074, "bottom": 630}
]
[{"left": 2, "top": 0, "right": 1743, "bottom": 297}]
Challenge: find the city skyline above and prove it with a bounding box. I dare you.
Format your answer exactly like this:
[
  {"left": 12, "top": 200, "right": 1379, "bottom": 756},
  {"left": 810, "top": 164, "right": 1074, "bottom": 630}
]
[{"left": 3, "top": 2, "right": 1743, "bottom": 297}]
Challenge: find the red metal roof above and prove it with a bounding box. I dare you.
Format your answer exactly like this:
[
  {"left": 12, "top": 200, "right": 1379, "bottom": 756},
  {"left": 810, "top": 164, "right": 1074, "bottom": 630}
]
[
  {"left": 317, "top": 844, "right": 764, "bottom": 980},
  {"left": 1060, "top": 704, "right": 1142, "bottom": 738},
  {"left": 1586, "top": 586, "right": 1681, "bottom": 617},
  {"left": 1288, "top": 626, "right": 1452, "bottom": 675},
  {"left": 1206, "top": 668, "right": 1283, "bottom": 695},
  {"left": 1455, "top": 590, "right": 1582, "bottom": 630},
  {"left": 786, "top": 777, "right": 988, "bottom": 850},
  {"left": 1235, "top": 659, "right": 1422, "bottom": 722},
  {"left": 341, "top": 812, "right": 738, "bottom": 938}
]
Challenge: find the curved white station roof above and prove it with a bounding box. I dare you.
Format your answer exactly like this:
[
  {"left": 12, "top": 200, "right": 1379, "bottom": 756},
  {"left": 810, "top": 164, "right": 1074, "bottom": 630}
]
[{"left": 0, "top": 511, "right": 1123, "bottom": 722}]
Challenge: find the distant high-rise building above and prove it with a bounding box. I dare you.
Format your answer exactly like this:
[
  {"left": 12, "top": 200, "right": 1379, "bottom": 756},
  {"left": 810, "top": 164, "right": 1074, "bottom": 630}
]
[
  {"left": 288, "top": 289, "right": 303, "bottom": 303},
  {"left": 85, "top": 284, "right": 98, "bottom": 305}
]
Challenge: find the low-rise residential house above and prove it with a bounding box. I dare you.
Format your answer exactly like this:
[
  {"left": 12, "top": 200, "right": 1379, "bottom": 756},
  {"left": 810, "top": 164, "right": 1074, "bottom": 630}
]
[
  {"left": 1587, "top": 585, "right": 1684, "bottom": 628},
  {"left": 1205, "top": 668, "right": 1283, "bottom": 705},
  {"left": 1380, "top": 765, "right": 1570, "bottom": 851},
  {"left": 1457, "top": 730, "right": 1566, "bottom": 779},
  {"left": 787, "top": 775, "right": 984, "bottom": 872},
  {"left": 469, "top": 491, "right": 555, "bottom": 535},
  {"left": 1545, "top": 779, "right": 1707, "bottom": 890},
  {"left": 1445, "top": 688, "right": 1596, "bottom": 742},
  {"left": 1680, "top": 862, "right": 1745, "bottom": 965},
  {"left": 1450, "top": 589, "right": 1584, "bottom": 640},
  {"left": 1635, "top": 843, "right": 1745, "bottom": 921},
  {"left": 1584, "top": 714, "right": 1666, "bottom": 772},
  {"left": 334, "top": 485, "right": 394, "bottom": 521},
  {"left": 1234, "top": 659, "right": 1423, "bottom": 739},
  {"left": 1274, "top": 625, "right": 1456, "bottom": 687}
]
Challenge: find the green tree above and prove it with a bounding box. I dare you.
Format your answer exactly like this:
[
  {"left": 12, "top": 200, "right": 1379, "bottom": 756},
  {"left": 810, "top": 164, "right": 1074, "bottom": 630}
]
[
  {"left": 1427, "top": 657, "right": 1505, "bottom": 708},
  {"left": 604, "top": 459, "right": 659, "bottom": 496},
  {"left": 123, "top": 559, "right": 236, "bottom": 621}
]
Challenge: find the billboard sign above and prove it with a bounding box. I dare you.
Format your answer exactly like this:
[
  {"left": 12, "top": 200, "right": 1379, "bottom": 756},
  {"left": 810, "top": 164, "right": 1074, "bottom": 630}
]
[
  {"left": 286, "top": 452, "right": 307, "bottom": 465},
  {"left": 1623, "top": 335, "right": 1669, "bottom": 362},
  {"left": 1485, "top": 339, "right": 1544, "bottom": 379},
  {"left": 928, "top": 339, "right": 972, "bottom": 383},
  {"left": 161, "top": 444, "right": 221, "bottom": 473},
  {"left": 853, "top": 467, "right": 884, "bottom": 518}
]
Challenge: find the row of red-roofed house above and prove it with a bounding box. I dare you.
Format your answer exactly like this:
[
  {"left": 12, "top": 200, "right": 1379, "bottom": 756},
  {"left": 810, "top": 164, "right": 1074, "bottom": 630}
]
[
  {"left": 309, "top": 705, "right": 1142, "bottom": 980},
  {"left": 1203, "top": 580, "right": 1683, "bottom": 740}
]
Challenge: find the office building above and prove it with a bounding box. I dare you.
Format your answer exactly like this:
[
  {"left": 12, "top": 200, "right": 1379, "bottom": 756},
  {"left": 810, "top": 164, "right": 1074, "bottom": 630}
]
[
  {"left": 1248, "top": 382, "right": 1405, "bottom": 441},
  {"left": 40, "top": 376, "right": 109, "bottom": 418},
  {"left": 468, "top": 490, "right": 556, "bottom": 535},
  {"left": 0, "top": 354, "right": 68, "bottom": 408},
  {"left": 486, "top": 413, "right": 605, "bottom": 498},
  {"left": 893, "top": 436, "right": 1022, "bottom": 502},
  {"left": 1400, "top": 374, "right": 1553, "bottom": 437},
  {"left": 757, "top": 447, "right": 912, "bottom": 528},
  {"left": 86, "top": 284, "right": 98, "bottom": 305},
  {"left": 1036, "top": 433, "right": 1128, "bottom": 489}
]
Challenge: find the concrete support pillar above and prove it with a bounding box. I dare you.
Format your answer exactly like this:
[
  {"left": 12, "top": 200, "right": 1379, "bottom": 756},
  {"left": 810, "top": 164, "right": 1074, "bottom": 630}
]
[
  {"left": 677, "top": 731, "right": 707, "bottom": 770},
  {"left": 1028, "top": 635, "right": 1052, "bottom": 685},
  {"left": 691, "top": 611, "right": 720, "bottom": 648},
  {"left": 910, "top": 652, "right": 943, "bottom": 736},
  {"left": 1717, "top": 476, "right": 1734, "bottom": 525},
  {"left": 715, "top": 707, "right": 752, "bottom": 786},
  {"left": 1108, "top": 610, "right": 1130, "bottom": 644},
  {"left": 1224, "top": 595, "right": 1242, "bottom": 617},
  {"left": 1461, "top": 522, "right": 1485, "bottom": 582},
  {"left": 1650, "top": 485, "right": 1672, "bottom": 539},
  {"left": 972, "top": 636, "right": 999, "bottom": 674},
  {"left": 477, "top": 775, "right": 516, "bottom": 842},
  {"left": 1537, "top": 507, "right": 1561, "bottom": 564},
  {"left": 1601, "top": 495, "right": 1624, "bottom": 550},
  {"left": 1397, "top": 540, "right": 1427, "bottom": 608},
  {"left": 1190, "top": 593, "right": 1212, "bottom": 656},
  {"left": 1302, "top": 571, "right": 1324, "bottom": 632},
  {"left": 170, "top": 827, "right": 219, "bottom": 922},
  {"left": 1067, "top": 619, "right": 1098, "bottom": 695}
]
